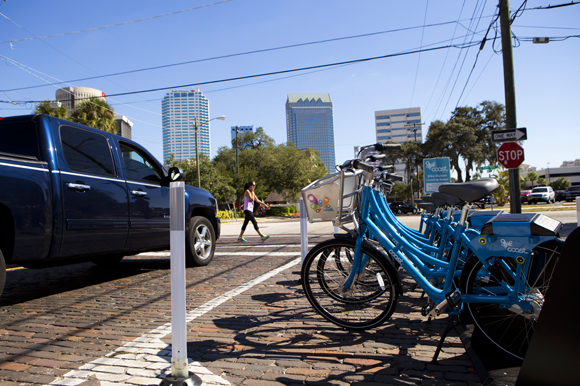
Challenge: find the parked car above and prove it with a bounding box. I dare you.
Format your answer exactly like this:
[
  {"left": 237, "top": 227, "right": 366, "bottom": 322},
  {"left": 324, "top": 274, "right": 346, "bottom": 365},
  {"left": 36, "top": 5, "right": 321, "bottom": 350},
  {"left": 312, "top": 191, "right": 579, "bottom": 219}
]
[
  {"left": 521, "top": 190, "right": 530, "bottom": 203},
  {"left": 528, "top": 186, "right": 555, "bottom": 204},
  {"left": 566, "top": 186, "right": 580, "bottom": 202},
  {"left": 389, "top": 201, "right": 418, "bottom": 214},
  {"left": 555, "top": 190, "right": 567, "bottom": 202}
]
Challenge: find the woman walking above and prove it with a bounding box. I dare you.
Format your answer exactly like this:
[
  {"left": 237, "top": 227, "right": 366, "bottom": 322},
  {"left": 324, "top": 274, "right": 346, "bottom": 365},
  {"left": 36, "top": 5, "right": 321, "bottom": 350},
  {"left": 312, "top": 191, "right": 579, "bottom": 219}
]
[{"left": 238, "top": 180, "right": 270, "bottom": 242}]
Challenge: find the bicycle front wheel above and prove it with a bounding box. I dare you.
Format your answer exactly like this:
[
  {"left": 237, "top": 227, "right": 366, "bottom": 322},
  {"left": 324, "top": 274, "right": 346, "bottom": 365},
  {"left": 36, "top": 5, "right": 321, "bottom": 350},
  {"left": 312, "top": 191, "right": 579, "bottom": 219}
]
[
  {"left": 301, "top": 238, "right": 400, "bottom": 330},
  {"left": 460, "top": 238, "right": 564, "bottom": 360}
]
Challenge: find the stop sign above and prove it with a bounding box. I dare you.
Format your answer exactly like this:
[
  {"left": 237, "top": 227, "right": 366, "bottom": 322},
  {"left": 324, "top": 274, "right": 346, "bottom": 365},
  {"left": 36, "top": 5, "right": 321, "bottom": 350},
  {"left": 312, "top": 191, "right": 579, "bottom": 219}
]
[{"left": 497, "top": 142, "right": 525, "bottom": 169}]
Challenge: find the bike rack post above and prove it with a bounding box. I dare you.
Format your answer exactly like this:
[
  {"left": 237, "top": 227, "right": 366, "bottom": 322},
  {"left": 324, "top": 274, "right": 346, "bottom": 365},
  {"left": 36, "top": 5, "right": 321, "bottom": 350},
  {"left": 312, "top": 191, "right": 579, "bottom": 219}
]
[
  {"left": 300, "top": 197, "right": 308, "bottom": 265},
  {"left": 160, "top": 182, "right": 202, "bottom": 386},
  {"left": 576, "top": 197, "right": 579, "bottom": 226}
]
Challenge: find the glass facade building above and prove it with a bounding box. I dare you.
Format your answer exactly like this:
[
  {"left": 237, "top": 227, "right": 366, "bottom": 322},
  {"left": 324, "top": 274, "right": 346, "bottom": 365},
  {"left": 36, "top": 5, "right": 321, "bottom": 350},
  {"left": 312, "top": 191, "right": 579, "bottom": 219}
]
[
  {"left": 162, "top": 89, "right": 210, "bottom": 163},
  {"left": 230, "top": 125, "right": 253, "bottom": 143},
  {"left": 286, "top": 94, "right": 336, "bottom": 173}
]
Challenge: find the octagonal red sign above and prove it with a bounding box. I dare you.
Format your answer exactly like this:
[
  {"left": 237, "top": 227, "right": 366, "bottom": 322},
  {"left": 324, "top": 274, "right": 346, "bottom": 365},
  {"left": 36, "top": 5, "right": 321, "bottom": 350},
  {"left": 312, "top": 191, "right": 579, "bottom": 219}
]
[{"left": 497, "top": 142, "right": 524, "bottom": 169}]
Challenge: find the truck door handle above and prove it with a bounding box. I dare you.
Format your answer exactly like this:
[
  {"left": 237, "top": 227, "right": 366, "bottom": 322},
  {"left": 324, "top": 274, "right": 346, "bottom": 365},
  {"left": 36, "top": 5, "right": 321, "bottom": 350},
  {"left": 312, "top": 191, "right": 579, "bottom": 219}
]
[
  {"left": 131, "top": 190, "right": 148, "bottom": 197},
  {"left": 67, "top": 183, "right": 91, "bottom": 192}
]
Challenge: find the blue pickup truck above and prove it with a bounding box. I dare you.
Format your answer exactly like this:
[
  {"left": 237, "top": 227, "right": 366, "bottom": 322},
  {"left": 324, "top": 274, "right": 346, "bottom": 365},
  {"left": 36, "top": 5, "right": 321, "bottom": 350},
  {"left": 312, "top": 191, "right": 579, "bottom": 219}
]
[{"left": 0, "top": 114, "right": 220, "bottom": 297}]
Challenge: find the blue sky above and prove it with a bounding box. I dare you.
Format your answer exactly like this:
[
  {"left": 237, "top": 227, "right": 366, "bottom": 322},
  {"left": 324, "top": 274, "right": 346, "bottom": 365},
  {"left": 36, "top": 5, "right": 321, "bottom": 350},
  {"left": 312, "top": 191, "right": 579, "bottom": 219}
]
[{"left": 1, "top": 0, "right": 579, "bottom": 175}]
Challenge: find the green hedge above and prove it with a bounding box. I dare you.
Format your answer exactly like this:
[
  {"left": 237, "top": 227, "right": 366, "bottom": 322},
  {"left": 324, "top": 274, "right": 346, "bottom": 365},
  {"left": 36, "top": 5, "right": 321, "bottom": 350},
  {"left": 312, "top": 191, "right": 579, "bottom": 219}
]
[
  {"left": 265, "top": 205, "right": 297, "bottom": 217},
  {"left": 217, "top": 205, "right": 298, "bottom": 220}
]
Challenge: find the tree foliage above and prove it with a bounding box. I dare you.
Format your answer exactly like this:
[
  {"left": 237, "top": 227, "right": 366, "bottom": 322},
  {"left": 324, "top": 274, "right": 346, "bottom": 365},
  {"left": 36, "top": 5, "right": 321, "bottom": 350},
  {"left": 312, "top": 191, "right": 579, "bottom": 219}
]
[
  {"left": 210, "top": 129, "right": 327, "bottom": 204},
  {"left": 71, "top": 97, "right": 117, "bottom": 134},
  {"left": 424, "top": 101, "right": 505, "bottom": 182},
  {"left": 164, "top": 153, "right": 235, "bottom": 203},
  {"left": 549, "top": 177, "right": 571, "bottom": 191},
  {"left": 527, "top": 171, "right": 538, "bottom": 188},
  {"left": 34, "top": 101, "right": 69, "bottom": 119}
]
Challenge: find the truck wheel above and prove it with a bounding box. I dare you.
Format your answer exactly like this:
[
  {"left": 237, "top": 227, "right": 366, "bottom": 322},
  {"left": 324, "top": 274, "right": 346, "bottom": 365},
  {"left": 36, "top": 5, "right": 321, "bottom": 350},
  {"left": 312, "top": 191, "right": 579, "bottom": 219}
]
[
  {"left": 0, "top": 248, "right": 6, "bottom": 299},
  {"left": 186, "top": 216, "right": 215, "bottom": 267}
]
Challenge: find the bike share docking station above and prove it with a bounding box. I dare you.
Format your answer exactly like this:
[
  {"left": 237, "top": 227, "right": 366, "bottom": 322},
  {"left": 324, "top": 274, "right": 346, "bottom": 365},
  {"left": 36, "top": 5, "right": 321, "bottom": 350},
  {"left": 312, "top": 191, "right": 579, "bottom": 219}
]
[{"left": 515, "top": 225, "right": 580, "bottom": 386}]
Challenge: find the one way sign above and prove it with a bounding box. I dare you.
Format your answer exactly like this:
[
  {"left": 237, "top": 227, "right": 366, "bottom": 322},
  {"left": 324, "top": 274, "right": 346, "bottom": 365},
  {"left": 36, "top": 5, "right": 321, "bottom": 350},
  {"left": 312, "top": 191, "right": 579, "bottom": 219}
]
[{"left": 491, "top": 128, "right": 527, "bottom": 143}]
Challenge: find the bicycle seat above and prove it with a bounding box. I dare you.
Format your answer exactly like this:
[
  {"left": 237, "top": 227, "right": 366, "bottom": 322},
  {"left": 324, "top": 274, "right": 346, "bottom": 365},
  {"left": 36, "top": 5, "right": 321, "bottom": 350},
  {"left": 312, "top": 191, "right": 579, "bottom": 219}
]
[
  {"left": 422, "top": 195, "right": 446, "bottom": 207},
  {"left": 438, "top": 178, "right": 499, "bottom": 203},
  {"left": 417, "top": 202, "right": 436, "bottom": 214},
  {"left": 432, "top": 192, "right": 462, "bottom": 206}
]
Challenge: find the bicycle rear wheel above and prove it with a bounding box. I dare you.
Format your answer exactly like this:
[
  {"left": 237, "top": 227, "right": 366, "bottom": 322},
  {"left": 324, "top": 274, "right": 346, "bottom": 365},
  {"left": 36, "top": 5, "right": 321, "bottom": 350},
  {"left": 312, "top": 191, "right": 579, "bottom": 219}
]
[
  {"left": 460, "top": 238, "right": 564, "bottom": 360},
  {"left": 301, "top": 238, "right": 400, "bottom": 330}
]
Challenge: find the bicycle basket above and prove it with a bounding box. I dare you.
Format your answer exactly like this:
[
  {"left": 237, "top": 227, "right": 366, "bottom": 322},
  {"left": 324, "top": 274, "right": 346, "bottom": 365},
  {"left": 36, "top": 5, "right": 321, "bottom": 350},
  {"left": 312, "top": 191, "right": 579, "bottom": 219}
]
[{"left": 301, "top": 170, "right": 362, "bottom": 222}]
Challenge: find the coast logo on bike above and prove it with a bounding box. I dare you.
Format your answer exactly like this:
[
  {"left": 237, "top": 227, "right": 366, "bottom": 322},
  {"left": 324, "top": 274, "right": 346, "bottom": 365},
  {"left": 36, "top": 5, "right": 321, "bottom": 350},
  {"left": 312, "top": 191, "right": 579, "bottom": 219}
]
[
  {"left": 424, "top": 160, "right": 448, "bottom": 172},
  {"left": 500, "top": 238, "right": 528, "bottom": 254},
  {"left": 307, "top": 193, "right": 333, "bottom": 213},
  {"left": 389, "top": 249, "right": 403, "bottom": 264}
]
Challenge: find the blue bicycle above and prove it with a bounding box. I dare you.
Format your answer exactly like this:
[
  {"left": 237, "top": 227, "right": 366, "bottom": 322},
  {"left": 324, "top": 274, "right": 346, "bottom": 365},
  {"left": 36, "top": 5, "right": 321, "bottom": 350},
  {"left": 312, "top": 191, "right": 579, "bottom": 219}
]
[{"left": 301, "top": 144, "right": 563, "bottom": 361}]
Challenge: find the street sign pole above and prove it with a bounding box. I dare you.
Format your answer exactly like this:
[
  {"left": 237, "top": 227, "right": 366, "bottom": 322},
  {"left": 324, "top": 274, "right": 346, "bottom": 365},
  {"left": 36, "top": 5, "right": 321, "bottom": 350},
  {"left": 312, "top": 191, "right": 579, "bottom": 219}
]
[{"left": 499, "top": 0, "right": 521, "bottom": 214}]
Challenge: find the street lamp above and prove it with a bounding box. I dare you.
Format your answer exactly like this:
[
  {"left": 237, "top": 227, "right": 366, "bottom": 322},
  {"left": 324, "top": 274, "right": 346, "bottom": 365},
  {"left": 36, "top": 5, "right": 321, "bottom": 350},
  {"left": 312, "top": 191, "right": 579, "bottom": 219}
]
[{"left": 194, "top": 115, "right": 226, "bottom": 189}]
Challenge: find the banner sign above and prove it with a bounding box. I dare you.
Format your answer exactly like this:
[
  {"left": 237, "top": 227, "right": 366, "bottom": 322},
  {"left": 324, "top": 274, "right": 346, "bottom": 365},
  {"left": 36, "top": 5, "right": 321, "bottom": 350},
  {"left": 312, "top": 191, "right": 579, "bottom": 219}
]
[{"left": 423, "top": 157, "right": 451, "bottom": 194}]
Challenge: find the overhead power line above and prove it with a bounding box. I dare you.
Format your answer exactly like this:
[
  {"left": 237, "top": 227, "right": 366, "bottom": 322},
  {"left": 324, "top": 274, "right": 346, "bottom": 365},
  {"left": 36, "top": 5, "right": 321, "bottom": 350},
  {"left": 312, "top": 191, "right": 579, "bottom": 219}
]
[
  {"left": 526, "top": 1, "right": 580, "bottom": 9},
  {"left": 1, "top": 20, "right": 470, "bottom": 93},
  {"left": 0, "top": 0, "right": 235, "bottom": 45},
  {"left": 1, "top": 43, "right": 476, "bottom": 104}
]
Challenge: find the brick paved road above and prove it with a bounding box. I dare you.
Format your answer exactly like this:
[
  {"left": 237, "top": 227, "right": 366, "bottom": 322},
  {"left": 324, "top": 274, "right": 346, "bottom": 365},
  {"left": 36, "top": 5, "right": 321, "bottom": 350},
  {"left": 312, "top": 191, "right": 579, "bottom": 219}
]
[{"left": 1, "top": 234, "right": 481, "bottom": 386}]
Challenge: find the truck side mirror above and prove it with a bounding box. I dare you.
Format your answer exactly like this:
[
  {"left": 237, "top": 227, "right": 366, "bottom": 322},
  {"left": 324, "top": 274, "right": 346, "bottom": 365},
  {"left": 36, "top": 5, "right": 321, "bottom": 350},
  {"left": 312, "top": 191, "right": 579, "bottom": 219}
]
[{"left": 168, "top": 167, "right": 183, "bottom": 182}]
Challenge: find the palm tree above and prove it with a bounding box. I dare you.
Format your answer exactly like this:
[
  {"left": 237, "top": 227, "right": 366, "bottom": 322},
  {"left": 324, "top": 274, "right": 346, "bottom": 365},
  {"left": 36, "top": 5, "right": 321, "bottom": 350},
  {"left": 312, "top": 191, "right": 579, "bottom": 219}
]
[
  {"left": 34, "top": 101, "right": 69, "bottom": 119},
  {"left": 528, "top": 171, "right": 538, "bottom": 188},
  {"left": 71, "top": 97, "right": 117, "bottom": 134}
]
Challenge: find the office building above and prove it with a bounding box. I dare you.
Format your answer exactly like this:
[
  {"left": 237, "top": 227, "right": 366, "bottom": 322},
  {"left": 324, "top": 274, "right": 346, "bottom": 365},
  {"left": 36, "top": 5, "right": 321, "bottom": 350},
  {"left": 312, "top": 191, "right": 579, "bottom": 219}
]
[
  {"left": 115, "top": 115, "right": 133, "bottom": 139},
  {"left": 286, "top": 94, "right": 336, "bottom": 173},
  {"left": 374, "top": 107, "right": 423, "bottom": 182},
  {"left": 231, "top": 126, "right": 253, "bottom": 143},
  {"left": 162, "top": 89, "right": 210, "bottom": 162},
  {"left": 375, "top": 107, "right": 423, "bottom": 144},
  {"left": 56, "top": 87, "right": 106, "bottom": 113}
]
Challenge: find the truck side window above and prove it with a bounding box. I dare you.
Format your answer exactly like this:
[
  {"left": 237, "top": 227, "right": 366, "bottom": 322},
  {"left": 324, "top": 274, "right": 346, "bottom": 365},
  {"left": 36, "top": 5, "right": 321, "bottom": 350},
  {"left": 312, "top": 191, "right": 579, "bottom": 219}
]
[
  {"left": 0, "top": 120, "right": 41, "bottom": 161},
  {"left": 119, "top": 142, "right": 163, "bottom": 184},
  {"left": 60, "top": 126, "right": 116, "bottom": 176}
]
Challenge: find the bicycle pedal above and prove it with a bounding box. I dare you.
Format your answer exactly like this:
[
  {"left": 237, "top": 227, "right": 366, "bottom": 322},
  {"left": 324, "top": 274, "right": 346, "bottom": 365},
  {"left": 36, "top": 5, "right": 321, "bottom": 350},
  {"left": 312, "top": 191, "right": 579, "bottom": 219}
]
[
  {"left": 421, "top": 303, "right": 433, "bottom": 317},
  {"left": 433, "top": 290, "right": 461, "bottom": 316}
]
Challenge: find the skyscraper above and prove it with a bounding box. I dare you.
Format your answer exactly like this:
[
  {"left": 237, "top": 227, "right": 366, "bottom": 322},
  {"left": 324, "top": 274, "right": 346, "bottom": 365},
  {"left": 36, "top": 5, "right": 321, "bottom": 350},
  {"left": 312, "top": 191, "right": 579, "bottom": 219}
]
[
  {"left": 162, "top": 89, "right": 210, "bottom": 163},
  {"left": 286, "top": 94, "right": 336, "bottom": 173},
  {"left": 374, "top": 107, "right": 423, "bottom": 182}
]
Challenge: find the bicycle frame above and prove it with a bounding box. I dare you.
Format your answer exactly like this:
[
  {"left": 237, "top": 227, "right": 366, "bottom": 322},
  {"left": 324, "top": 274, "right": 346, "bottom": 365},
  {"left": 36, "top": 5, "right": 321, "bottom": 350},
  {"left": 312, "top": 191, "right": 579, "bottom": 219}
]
[{"left": 344, "top": 171, "right": 557, "bottom": 315}]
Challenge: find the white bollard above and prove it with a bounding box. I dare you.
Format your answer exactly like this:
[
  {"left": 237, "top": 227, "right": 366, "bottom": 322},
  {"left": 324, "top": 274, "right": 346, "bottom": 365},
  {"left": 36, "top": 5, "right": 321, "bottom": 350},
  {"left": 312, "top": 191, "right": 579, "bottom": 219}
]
[
  {"left": 300, "top": 197, "right": 308, "bottom": 265},
  {"left": 161, "top": 182, "right": 201, "bottom": 386},
  {"left": 577, "top": 197, "right": 580, "bottom": 226}
]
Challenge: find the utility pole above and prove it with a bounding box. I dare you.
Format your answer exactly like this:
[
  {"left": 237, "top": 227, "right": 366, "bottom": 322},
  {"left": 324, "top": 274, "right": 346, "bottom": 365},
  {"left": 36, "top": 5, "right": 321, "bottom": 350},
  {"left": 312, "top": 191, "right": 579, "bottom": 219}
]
[
  {"left": 499, "top": 0, "right": 521, "bottom": 214},
  {"left": 194, "top": 117, "right": 201, "bottom": 189},
  {"left": 404, "top": 121, "right": 424, "bottom": 203}
]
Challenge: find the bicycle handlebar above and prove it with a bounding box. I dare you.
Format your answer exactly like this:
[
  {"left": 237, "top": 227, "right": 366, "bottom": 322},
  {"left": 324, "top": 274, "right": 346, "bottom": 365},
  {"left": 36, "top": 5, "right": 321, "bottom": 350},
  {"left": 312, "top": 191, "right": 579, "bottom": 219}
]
[
  {"left": 374, "top": 142, "right": 402, "bottom": 151},
  {"left": 352, "top": 159, "right": 375, "bottom": 173}
]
